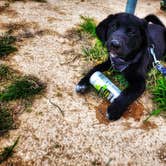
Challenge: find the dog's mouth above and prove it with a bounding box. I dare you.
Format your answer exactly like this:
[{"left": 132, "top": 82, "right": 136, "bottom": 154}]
[
  {"left": 109, "top": 52, "right": 118, "bottom": 58},
  {"left": 109, "top": 51, "right": 127, "bottom": 60},
  {"left": 109, "top": 52, "right": 130, "bottom": 72}
]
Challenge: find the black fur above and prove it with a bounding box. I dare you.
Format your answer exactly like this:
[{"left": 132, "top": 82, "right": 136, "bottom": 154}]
[
  {"left": 76, "top": 13, "right": 166, "bottom": 120},
  {"left": 145, "top": 14, "right": 165, "bottom": 27}
]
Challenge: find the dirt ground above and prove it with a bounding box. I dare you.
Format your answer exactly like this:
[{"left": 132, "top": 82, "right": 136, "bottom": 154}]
[{"left": 0, "top": 0, "right": 166, "bottom": 165}]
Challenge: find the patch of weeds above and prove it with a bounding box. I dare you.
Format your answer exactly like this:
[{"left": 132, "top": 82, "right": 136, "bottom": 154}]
[
  {"left": 79, "top": 16, "right": 97, "bottom": 38},
  {"left": 152, "top": 76, "right": 166, "bottom": 111},
  {"left": 82, "top": 39, "right": 107, "bottom": 62},
  {"left": 0, "top": 65, "right": 22, "bottom": 86},
  {"left": 147, "top": 68, "right": 159, "bottom": 88},
  {"left": 0, "top": 64, "right": 10, "bottom": 79},
  {"left": 0, "top": 108, "right": 13, "bottom": 135},
  {"left": 105, "top": 69, "right": 128, "bottom": 89},
  {"left": 160, "top": 0, "right": 166, "bottom": 11},
  {"left": 0, "top": 76, "right": 45, "bottom": 102},
  {"left": 0, "top": 35, "right": 16, "bottom": 45},
  {"left": 78, "top": 16, "right": 107, "bottom": 62},
  {"left": 145, "top": 70, "right": 166, "bottom": 121},
  {"left": 0, "top": 35, "right": 17, "bottom": 57},
  {"left": 0, "top": 136, "right": 19, "bottom": 164},
  {"left": 0, "top": 64, "right": 46, "bottom": 135}
]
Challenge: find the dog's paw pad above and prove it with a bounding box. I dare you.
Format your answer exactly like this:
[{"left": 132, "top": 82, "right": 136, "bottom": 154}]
[{"left": 75, "top": 84, "right": 87, "bottom": 93}]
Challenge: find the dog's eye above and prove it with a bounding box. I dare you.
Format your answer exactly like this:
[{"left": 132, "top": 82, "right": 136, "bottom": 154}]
[
  {"left": 111, "top": 23, "right": 118, "bottom": 32},
  {"left": 126, "top": 28, "right": 136, "bottom": 36}
]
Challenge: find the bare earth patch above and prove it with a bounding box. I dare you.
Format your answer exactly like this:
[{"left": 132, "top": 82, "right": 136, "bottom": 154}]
[{"left": 0, "top": 0, "right": 166, "bottom": 165}]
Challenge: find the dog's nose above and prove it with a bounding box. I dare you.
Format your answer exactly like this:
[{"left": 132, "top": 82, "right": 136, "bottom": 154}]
[{"left": 110, "top": 40, "right": 120, "bottom": 48}]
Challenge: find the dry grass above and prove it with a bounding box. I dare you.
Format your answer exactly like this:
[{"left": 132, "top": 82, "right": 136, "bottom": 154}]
[
  {"left": 158, "top": 144, "right": 166, "bottom": 163},
  {"left": 0, "top": 0, "right": 166, "bottom": 165},
  {"left": 8, "top": 0, "right": 47, "bottom": 3}
]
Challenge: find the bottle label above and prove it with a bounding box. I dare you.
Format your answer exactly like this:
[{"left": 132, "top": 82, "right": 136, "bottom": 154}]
[
  {"left": 94, "top": 84, "right": 113, "bottom": 100},
  {"left": 89, "top": 71, "right": 121, "bottom": 102}
]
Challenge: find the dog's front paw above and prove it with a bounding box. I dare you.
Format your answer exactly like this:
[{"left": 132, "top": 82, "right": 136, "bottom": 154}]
[
  {"left": 106, "top": 103, "right": 125, "bottom": 121},
  {"left": 76, "top": 78, "right": 89, "bottom": 94}
]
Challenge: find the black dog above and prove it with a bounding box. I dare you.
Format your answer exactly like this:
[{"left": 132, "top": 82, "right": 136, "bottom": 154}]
[{"left": 76, "top": 13, "right": 166, "bottom": 120}]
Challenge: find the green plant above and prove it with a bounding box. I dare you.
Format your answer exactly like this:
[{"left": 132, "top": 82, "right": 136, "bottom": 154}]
[
  {"left": 147, "top": 68, "right": 159, "bottom": 88},
  {"left": 82, "top": 39, "right": 107, "bottom": 62},
  {"left": 0, "top": 35, "right": 16, "bottom": 45},
  {"left": 152, "top": 76, "right": 166, "bottom": 111},
  {"left": 79, "top": 16, "right": 97, "bottom": 38},
  {"left": 144, "top": 109, "right": 161, "bottom": 122},
  {"left": 0, "top": 64, "right": 11, "bottom": 79},
  {"left": 0, "top": 137, "right": 19, "bottom": 164},
  {"left": 0, "top": 108, "right": 13, "bottom": 133},
  {"left": 0, "top": 76, "right": 45, "bottom": 101},
  {"left": 105, "top": 69, "right": 128, "bottom": 89},
  {"left": 161, "top": 0, "right": 166, "bottom": 11},
  {"left": 145, "top": 71, "right": 166, "bottom": 121},
  {"left": 0, "top": 35, "right": 17, "bottom": 57}
]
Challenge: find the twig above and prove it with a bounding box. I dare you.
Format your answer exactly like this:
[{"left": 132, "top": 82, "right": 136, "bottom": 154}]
[
  {"left": 60, "top": 54, "right": 81, "bottom": 65},
  {"left": 105, "top": 158, "right": 112, "bottom": 166},
  {"left": 48, "top": 99, "right": 64, "bottom": 116},
  {"left": 36, "top": 95, "right": 65, "bottom": 116}
]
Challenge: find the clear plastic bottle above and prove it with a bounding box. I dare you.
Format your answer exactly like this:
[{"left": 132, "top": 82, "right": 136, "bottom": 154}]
[{"left": 89, "top": 71, "right": 121, "bottom": 102}]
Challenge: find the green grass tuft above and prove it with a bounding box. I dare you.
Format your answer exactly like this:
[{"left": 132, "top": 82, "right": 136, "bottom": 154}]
[
  {"left": 0, "top": 108, "right": 13, "bottom": 134},
  {"left": 0, "top": 64, "right": 11, "bottom": 80},
  {"left": 0, "top": 35, "right": 17, "bottom": 57},
  {"left": 152, "top": 76, "right": 166, "bottom": 111},
  {"left": 79, "top": 16, "right": 97, "bottom": 38},
  {"left": 105, "top": 69, "right": 128, "bottom": 89},
  {"left": 78, "top": 16, "right": 108, "bottom": 62},
  {"left": 145, "top": 69, "right": 166, "bottom": 121},
  {"left": 147, "top": 69, "right": 166, "bottom": 112},
  {"left": 0, "top": 76, "right": 45, "bottom": 102},
  {"left": 0, "top": 35, "right": 16, "bottom": 45},
  {"left": 82, "top": 39, "right": 107, "bottom": 62},
  {"left": 0, "top": 137, "right": 19, "bottom": 164}
]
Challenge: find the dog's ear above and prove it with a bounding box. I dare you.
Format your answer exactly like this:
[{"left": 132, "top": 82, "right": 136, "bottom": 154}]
[
  {"left": 140, "top": 19, "right": 149, "bottom": 45},
  {"left": 141, "top": 19, "right": 148, "bottom": 29},
  {"left": 96, "top": 14, "right": 115, "bottom": 44}
]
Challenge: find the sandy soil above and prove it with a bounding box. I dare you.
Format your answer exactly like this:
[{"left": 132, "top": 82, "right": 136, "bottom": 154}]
[{"left": 0, "top": 0, "right": 166, "bottom": 165}]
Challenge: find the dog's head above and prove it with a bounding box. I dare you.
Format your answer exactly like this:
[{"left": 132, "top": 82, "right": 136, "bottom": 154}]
[{"left": 96, "top": 13, "right": 148, "bottom": 61}]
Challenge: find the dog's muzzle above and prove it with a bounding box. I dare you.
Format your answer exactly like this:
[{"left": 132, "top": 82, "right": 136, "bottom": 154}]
[{"left": 109, "top": 53, "right": 130, "bottom": 72}]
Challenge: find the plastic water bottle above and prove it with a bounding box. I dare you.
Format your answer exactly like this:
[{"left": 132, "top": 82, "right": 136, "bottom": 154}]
[{"left": 89, "top": 71, "right": 121, "bottom": 102}]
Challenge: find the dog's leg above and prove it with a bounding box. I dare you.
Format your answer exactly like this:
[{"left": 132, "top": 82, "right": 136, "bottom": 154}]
[
  {"left": 107, "top": 75, "right": 146, "bottom": 120},
  {"left": 76, "top": 59, "right": 111, "bottom": 93}
]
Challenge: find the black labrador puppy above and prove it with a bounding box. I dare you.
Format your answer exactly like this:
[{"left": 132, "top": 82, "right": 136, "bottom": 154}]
[{"left": 76, "top": 13, "right": 166, "bottom": 120}]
